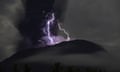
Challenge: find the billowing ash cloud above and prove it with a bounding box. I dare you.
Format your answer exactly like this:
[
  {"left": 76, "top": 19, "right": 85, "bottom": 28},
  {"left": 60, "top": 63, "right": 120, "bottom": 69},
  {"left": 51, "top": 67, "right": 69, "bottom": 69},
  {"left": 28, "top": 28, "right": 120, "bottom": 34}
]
[
  {"left": 36, "top": 12, "right": 71, "bottom": 47},
  {"left": 0, "top": 0, "right": 24, "bottom": 61}
]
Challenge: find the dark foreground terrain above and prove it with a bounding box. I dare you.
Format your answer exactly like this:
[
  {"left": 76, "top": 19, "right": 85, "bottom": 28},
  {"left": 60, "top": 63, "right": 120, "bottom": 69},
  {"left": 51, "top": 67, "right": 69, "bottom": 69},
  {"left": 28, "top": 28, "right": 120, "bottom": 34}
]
[{"left": 1, "top": 40, "right": 116, "bottom": 72}]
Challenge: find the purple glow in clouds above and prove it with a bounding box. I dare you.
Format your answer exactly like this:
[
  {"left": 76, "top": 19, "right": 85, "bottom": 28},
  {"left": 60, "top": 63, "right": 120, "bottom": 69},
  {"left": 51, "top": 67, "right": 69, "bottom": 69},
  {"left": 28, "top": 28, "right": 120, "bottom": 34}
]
[
  {"left": 46, "top": 13, "right": 55, "bottom": 44},
  {"left": 39, "top": 12, "right": 71, "bottom": 46}
]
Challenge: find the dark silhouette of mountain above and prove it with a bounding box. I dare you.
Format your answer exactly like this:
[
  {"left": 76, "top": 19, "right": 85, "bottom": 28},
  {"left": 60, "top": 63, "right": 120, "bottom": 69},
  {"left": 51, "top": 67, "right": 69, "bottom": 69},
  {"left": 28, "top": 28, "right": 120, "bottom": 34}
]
[
  {"left": 1, "top": 39, "right": 106, "bottom": 64},
  {"left": 54, "top": 39, "right": 106, "bottom": 54}
]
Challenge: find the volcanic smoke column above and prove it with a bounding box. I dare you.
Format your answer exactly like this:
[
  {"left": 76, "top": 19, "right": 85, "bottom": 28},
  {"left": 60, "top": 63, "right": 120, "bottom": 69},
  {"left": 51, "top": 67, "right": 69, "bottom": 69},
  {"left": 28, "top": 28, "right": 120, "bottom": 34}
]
[{"left": 39, "top": 12, "right": 71, "bottom": 46}]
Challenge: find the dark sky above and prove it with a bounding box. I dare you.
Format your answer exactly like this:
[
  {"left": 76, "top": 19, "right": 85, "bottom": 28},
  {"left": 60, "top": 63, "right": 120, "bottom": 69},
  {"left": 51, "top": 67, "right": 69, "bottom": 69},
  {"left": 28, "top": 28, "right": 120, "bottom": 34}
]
[
  {"left": 62, "top": 0, "right": 120, "bottom": 64},
  {"left": 19, "top": 0, "right": 55, "bottom": 46},
  {"left": 63, "top": 0, "right": 120, "bottom": 47},
  {"left": 0, "top": 0, "right": 120, "bottom": 66}
]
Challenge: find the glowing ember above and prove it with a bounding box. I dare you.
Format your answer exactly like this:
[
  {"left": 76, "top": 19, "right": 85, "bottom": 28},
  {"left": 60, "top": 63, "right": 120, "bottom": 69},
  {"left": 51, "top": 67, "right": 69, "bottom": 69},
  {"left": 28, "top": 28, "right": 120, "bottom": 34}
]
[{"left": 39, "top": 12, "right": 71, "bottom": 46}]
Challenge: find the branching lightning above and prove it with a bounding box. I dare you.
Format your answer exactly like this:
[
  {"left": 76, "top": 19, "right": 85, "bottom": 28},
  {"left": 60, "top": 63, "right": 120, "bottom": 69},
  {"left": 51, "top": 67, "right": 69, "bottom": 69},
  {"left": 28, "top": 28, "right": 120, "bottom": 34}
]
[
  {"left": 57, "top": 23, "right": 70, "bottom": 41},
  {"left": 46, "top": 13, "right": 55, "bottom": 44},
  {"left": 41, "top": 12, "right": 71, "bottom": 46}
]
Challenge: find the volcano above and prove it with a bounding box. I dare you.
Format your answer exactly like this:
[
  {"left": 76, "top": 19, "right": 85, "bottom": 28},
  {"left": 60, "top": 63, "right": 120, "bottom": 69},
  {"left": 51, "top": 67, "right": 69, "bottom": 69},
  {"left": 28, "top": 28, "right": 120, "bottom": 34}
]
[{"left": 1, "top": 39, "right": 106, "bottom": 63}]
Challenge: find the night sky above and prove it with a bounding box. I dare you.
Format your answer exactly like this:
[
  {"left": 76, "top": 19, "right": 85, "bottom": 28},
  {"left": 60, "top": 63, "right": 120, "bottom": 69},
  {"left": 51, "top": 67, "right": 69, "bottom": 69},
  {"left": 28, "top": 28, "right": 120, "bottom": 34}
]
[
  {"left": 1, "top": 0, "right": 120, "bottom": 69},
  {"left": 19, "top": 0, "right": 55, "bottom": 46}
]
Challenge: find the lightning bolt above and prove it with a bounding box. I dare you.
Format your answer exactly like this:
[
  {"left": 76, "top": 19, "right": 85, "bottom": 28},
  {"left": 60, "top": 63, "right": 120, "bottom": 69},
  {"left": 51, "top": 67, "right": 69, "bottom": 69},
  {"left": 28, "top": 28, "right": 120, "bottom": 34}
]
[
  {"left": 57, "top": 23, "right": 70, "bottom": 41},
  {"left": 46, "top": 13, "right": 55, "bottom": 44},
  {"left": 40, "top": 12, "right": 71, "bottom": 46}
]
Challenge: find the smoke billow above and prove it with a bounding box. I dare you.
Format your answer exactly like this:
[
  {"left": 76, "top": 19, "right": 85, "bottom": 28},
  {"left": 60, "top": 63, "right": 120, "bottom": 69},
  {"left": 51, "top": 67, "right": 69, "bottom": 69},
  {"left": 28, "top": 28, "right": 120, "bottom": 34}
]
[{"left": 0, "top": 0, "right": 24, "bottom": 61}]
